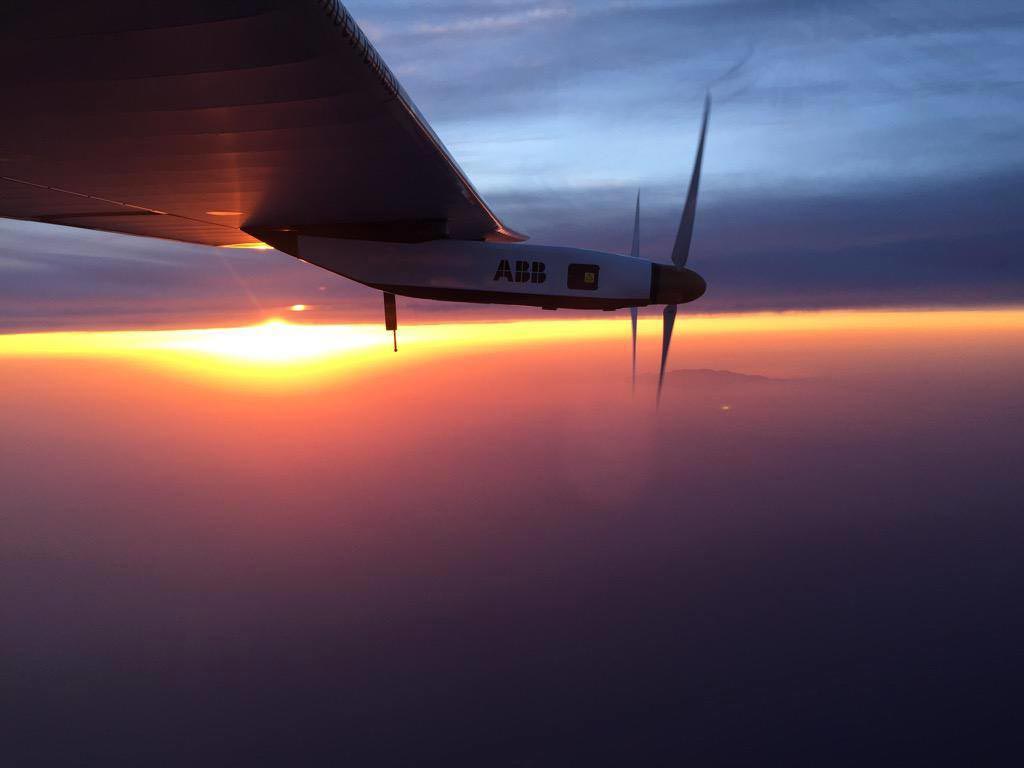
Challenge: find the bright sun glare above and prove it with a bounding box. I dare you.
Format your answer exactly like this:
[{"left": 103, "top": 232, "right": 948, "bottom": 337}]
[
  {"left": 0, "top": 310, "right": 1021, "bottom": 387},
  {"left": 155, "top": 319, "right": 381, "bottom": 363}
]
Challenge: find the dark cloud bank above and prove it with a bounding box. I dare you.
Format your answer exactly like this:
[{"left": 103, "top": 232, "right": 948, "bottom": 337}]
[{"left": 2, "top": 168, "right": 1021, "bottom": 330}]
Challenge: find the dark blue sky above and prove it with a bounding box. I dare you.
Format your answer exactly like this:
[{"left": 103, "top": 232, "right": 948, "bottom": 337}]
[
  {"left": 353, "top": 0, "right": 1024, "bottom": 306},
  {"left": 1, "top": 0, "right": 1021, "bottom": 329}
]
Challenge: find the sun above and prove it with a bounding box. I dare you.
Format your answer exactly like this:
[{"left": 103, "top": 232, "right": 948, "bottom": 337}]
[{"left": 153, "top": 319, "right": 383, "bottom": 364}]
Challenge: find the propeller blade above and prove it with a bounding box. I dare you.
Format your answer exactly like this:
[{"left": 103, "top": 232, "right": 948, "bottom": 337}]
[
  {"left": 657, "top": 303, "right": 678, "bottom": 406},
  {"left": 630, "top": 306, "right": 638, "bottom": 393},
  {"left": 670, "top": 94, "right": 711, "bottom": 268},
  {"left": 630, "top": 189, "right": 641, "bottom": 392},
  {"left": 631, "top": 190, "right": 641, "bottom": 259}
]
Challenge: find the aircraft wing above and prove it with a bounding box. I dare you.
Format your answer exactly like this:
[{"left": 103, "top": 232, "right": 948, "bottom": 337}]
[{"left": 0, "top": 1, "right": 526, "bottom": 248}]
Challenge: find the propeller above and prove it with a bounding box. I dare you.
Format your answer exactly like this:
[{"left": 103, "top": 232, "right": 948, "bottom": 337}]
[{"left": 657, "top": 93, "right": 711, "bottom": 406}]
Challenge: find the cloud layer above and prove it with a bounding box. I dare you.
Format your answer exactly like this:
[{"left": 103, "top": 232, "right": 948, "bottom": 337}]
[{"left": 4, "top": 321, "right": 1024, "bottom": 764}]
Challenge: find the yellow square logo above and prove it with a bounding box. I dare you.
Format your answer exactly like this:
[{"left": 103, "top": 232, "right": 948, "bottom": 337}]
[{"left": 584, "top": 272, "right": 595, "bottom": 284}]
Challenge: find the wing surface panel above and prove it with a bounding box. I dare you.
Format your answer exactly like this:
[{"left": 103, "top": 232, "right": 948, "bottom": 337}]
[{"left": 0, "top": 1, "right": 524, "bottom": 247}]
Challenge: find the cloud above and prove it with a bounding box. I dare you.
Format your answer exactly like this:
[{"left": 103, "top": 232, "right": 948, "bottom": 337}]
[
  {"left": 4, "top": 321, "right": 1024, "bottom": 764},
  {"left": 410, "top": 6, "right": 572, "bottom": 36},
  {"left": 357, "top": 0, "right": 1024, "bottom": 195}
]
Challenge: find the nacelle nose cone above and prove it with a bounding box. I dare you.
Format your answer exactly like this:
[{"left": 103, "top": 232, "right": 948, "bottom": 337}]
[{"left": 652, "top": 264, "right": 707, "bottom": 305}]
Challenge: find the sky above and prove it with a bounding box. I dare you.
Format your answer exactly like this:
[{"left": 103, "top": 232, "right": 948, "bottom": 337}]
[
  {"left": 1, "top": 0, "right": 1022, "bottom": 331},
  {"left": 3, "top": 2, "right": 1024, "bottom": 765}
]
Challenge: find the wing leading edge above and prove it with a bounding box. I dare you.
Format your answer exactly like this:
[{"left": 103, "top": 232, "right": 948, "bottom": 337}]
[{"left": 0, "top": 0, "right": 526, "bottom": 247}]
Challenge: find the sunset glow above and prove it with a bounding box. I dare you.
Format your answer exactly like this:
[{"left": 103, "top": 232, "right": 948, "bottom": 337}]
[{"left": 2, "top": 308, "right": 1021, "bottom": 386}]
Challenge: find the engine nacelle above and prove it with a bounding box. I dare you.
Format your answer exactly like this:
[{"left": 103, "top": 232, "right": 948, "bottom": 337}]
[{"left": 651, "top": 263, "right": 707, "bottom": 305}]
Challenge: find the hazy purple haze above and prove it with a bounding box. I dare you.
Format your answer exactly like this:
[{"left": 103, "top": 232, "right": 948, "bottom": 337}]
[{"left": 3, "top": 323, "right": 1023, "bottom": 764}]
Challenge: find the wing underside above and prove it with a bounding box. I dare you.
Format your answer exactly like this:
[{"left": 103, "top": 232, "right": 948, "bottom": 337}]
[{"left": 0, "top": 1, "right": 525, "bottom": 247}]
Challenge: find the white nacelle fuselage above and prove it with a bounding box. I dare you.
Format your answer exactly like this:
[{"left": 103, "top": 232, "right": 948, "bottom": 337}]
[{"left": 295, "top": 236, "right": 656, "bottom": 310}]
